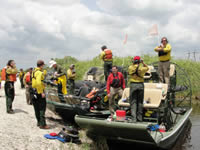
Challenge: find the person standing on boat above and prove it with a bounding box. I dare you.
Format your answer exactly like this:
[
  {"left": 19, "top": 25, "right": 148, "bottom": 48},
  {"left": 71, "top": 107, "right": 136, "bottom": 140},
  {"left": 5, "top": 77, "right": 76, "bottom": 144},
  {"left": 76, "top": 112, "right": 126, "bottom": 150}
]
[
  {"left": 23, "top": 67, "right": 33, "bottom": 105},
  {"left": 100, "top": 45, "right": 113, "bottom": 81},
  {"left": 107, "top": 66, "right": 126, "bottom": 118},
  {"left": 67, "top": 64, "right": 76, "bottom": 95},
  {"left": 129, "top": 56, "right": 149, "bottom": 122},
  {"left": 49, "top": 60, "right": 67, "bottom": 103},
  {"left": 32, "top": 60, "right": 49, "bottom": 129},
  {"left": 154, "top": 37, "right": 171, "bottom": 86}
]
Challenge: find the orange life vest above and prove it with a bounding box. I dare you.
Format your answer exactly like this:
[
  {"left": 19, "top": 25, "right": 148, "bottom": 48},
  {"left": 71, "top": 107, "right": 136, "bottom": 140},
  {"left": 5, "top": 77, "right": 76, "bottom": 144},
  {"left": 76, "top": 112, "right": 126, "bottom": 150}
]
[
  {"left": 25, "top": 72, "right": 31, "bottom": 83},
  {"left": 104, "top": 49, "right": 112, "bottom": 60},
  {"left": 9, "top": 74, "right": 17, "bottom": 82},
  {"left": 1, "top": 67, "right": 17, "bottom": 82},
  {"left": 86, "top": 89, "right": 97, "bottom": 99},
  {"left": 1, "top": 67, "right": 6, "bottom": 81}
]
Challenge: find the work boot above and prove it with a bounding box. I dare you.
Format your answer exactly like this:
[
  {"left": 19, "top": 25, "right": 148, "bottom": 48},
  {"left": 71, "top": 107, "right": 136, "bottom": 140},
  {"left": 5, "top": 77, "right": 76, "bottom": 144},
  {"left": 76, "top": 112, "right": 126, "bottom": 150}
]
[
  {"left": 7, "top": 110, "right": 14, "bottom": 114},
  {"left": 40, "top": 125, "right": 50, "bottom": 129},
  {"left": 137, "top": 115, "right": 143, "bottom": 122},
  {"left": 131, "top": 117, "right": 137, "bottom": 123}
]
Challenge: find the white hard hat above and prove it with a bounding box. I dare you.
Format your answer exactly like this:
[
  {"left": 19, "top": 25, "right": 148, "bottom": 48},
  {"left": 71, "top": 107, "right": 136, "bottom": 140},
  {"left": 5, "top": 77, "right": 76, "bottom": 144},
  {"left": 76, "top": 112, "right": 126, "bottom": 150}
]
[{"left": 49, "top": 60, "right": 57, "bottom": 68}]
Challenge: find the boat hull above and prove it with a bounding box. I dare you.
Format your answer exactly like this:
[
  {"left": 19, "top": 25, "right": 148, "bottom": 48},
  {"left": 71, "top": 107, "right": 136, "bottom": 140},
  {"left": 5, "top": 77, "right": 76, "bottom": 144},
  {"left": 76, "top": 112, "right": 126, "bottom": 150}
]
[
  {"left": 157, "top": 108, "right": 192, "bottom": 149},
  {"left": 75, "top": 108, "right": 192, "bottom": 149},
  {"left": 47, "top": 100, "right": 89, "bottom": 121}
]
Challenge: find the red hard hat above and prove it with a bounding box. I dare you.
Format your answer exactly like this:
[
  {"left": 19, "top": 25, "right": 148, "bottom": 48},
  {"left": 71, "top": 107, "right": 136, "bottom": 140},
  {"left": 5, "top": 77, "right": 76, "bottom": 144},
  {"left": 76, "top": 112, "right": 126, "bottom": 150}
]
[{"left": 133, "top": 56, "right": 141, "bottom": 61}]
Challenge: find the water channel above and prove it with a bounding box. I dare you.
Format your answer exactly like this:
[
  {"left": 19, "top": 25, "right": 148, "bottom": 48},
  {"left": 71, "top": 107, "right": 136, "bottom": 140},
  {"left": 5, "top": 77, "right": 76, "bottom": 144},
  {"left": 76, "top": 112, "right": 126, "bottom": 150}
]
[{"left": 173, "top": 103, "right": 200, "bottom": 150}]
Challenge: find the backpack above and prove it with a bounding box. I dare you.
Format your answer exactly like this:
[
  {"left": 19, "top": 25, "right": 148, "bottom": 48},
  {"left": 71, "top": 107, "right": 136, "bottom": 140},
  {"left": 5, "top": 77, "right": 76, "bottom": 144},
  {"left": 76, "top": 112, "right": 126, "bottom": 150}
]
[
  {"left": 25, "top": 72, "right": 31, "bottom": 83},
  {"left": 32, "top": 69, "right": 39, "bottom": 89}
]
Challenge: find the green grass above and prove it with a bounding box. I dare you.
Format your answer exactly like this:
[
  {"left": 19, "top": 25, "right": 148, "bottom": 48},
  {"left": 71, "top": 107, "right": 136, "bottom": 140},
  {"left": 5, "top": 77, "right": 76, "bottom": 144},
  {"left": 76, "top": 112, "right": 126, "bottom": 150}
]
[{"left": 54, "top": 55, "right": 200, "bottom": 97}]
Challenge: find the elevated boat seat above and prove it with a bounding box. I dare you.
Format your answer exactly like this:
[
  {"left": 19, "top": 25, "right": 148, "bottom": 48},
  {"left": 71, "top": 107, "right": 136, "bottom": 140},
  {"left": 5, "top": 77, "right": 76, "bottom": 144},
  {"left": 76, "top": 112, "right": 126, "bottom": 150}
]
[
  {"left": 118, "top": 83, "right": 167, "bottom": 109},
  {"left": 144, "top": 65, "right": 154, "bottom": 79},
  {"left": 144, "top": 83, "right": 168, "bottom": 100},
  {"left": 170, "top": 64, "right": 175, "bottom": 77},
  {"left": 143, "top": 89, "right": 162, "bottom": 108},
  {"left": 118, "top": 88, "right": 130, "bottom": 107}
]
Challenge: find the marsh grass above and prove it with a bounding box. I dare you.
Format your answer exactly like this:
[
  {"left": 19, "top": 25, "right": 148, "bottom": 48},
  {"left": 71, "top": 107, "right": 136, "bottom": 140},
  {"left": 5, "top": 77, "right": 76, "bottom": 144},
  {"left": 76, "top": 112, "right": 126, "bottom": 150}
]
[{"left": 55, "top": 55, "right": 200, "bottom": 97}]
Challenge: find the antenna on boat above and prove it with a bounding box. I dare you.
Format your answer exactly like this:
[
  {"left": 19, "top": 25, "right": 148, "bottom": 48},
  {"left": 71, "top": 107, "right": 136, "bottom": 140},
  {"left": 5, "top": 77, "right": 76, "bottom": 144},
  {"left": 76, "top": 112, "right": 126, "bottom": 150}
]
[{"left": 122, "top": 34, "right": 128, "bottom": 67}]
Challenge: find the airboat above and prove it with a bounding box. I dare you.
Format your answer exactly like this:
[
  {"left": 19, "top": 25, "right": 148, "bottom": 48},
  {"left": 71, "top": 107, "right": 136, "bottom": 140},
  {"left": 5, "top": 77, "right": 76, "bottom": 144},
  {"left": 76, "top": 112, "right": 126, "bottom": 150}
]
[
  {"left": 75, "top": 62, "right": 192, "bottom": 149},
  {"left": 45, "top": 66, "right": 127, "bottom": 121}
]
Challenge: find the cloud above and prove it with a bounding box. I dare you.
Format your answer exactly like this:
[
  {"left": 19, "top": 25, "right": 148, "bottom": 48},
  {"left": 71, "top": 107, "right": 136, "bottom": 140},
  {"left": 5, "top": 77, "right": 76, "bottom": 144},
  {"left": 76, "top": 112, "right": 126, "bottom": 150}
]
[{"left": 0, "top": 0, "right": 200, "bottom": 68}]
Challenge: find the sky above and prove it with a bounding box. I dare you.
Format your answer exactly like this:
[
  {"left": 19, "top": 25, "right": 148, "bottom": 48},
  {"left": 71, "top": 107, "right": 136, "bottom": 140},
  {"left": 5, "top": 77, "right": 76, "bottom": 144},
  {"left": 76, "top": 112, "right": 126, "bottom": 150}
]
[{"left": 0, "top": 0, "right": 200, "bottom": 68}]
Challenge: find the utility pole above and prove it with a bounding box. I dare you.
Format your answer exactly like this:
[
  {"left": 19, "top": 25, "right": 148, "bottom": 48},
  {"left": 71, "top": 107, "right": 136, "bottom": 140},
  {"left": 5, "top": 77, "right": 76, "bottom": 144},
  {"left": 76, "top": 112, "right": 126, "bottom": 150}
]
[
  {"left": 187, "top": 51, "right": 190, "bottom": 60},
  {"left": 193, "top": 51, "right": 196, "bottom": 61}
]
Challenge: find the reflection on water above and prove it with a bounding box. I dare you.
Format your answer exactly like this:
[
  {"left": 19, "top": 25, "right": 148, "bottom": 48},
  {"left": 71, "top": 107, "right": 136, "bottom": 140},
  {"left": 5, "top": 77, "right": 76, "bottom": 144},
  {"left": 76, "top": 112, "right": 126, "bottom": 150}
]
[
  {"left": 171, "top": 120, "right": 192, "bottom": 150},
  {"left": 165, "top": 103, "right": 200, "bottom": 150}
]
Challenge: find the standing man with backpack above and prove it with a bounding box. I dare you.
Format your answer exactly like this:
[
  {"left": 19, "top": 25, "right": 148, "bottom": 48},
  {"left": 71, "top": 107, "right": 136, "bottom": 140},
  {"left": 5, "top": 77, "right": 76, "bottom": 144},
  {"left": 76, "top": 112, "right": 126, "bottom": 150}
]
[
  {"left": 128, "top": 56, "right": 149, "bottom": 122},
  {"left": 32, "top": 60, "right": 49, "bottom": 129},
  {"left": 23, "top": 67, "right": 33, "bottom": 105},
  {"left": 107, "top": 66, "right": 126, "bottom": 119},
  {"left": 1, "top": 60, "right": 18, "bottom": 114},
  {"left": 100, "top": 45, "right": 113, "bottom": 81}
]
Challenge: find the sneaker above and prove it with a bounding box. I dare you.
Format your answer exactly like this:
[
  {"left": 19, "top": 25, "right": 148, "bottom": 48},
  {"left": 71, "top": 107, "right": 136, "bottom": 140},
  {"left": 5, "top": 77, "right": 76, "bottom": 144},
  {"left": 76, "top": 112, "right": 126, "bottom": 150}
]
[{"left": 106, "top": 116, "right": 113, "bottom": 122}]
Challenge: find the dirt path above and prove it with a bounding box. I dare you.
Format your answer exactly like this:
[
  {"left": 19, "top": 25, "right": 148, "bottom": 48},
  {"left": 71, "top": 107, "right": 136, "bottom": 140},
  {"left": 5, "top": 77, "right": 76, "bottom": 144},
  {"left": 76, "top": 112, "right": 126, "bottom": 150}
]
[{"left": 0, "top": 80, "right": 92, "bottom": 150}]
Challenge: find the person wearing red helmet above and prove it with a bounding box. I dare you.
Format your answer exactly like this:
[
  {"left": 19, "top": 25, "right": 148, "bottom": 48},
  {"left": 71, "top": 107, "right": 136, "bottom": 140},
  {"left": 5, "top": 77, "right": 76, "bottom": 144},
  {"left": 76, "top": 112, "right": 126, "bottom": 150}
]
[{"left": 128, "top": 56, "right": 149, "bottom": 122}]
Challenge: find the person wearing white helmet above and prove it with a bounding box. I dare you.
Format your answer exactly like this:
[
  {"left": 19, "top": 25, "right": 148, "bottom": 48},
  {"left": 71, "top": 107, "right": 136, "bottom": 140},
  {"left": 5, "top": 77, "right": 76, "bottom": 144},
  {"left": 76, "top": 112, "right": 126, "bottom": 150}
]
[{"left": 49, "top": 60, "right": 67, "bottom": 103}]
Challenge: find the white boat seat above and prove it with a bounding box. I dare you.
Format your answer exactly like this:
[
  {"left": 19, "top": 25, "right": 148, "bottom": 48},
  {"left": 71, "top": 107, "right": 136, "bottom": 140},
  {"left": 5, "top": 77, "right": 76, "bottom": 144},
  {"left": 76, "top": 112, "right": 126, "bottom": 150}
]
[
  {"left": 143, "top": 89, "right": 162, "bottom": 108},
  {"left": 144, "top": 83, "right": 168, "bottom": 100},
  {"left": 170, "top": 64, "right": 175, "bottom": 77},
  {"left": 118, "top": 88, "right": 130, "bottom": 107},
  {"left": 118, "top": 88, "right": 163, "bottom": 109},
  {"left": 144, "top": 65, "right": 154, "bottom": 79}
]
